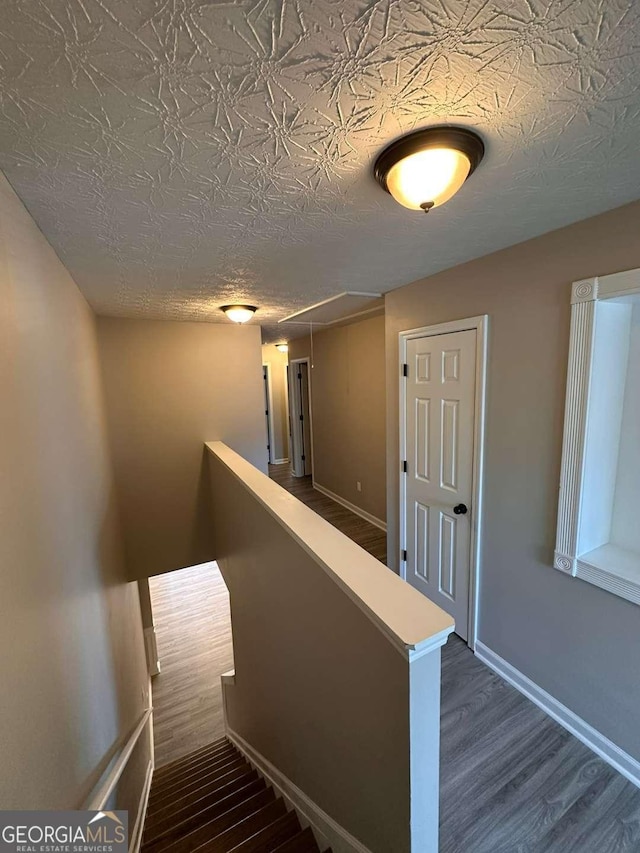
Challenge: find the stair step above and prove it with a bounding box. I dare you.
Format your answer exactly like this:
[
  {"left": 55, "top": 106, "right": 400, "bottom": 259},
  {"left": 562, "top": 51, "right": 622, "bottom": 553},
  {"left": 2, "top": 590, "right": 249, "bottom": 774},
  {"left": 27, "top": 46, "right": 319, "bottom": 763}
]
[
  {"left": 151, "top": 748, "right": 240, "bottom": 794},
  {"left": 272, "top": 827, "right": 322, "bottom": 853},
  {"left": 146, "top": 788, "right": 278, "bottom": 853},
  {"left": 148, "top": 758, "right": 249, "bottom": 814},
  {"left": 227, "top": 810, "right": 300, "bottom": 852},
  {"left": 154, "top": 738, "right": 231, "bottom": 778},
  {"left": 193, "top": 799, "right": 288, "bottom": 852},
  {"left": 144, "top": 770, "right": 260, "bottom": 838},
  {"left": 143, "top": 739, "right": 321, "bottom": 853},
  {"left": 156, "top": 744, "right": 237, "bottom": 782},
  {"left": 143, "top": 778, "right": 266, "bottom": 850}
]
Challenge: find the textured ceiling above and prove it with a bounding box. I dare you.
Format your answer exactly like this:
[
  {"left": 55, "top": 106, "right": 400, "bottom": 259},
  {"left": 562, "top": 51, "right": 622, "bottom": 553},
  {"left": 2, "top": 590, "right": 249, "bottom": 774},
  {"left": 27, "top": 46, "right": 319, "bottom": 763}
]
[{"left": 1, "top": 0, "right": 640, "bottom": 342}]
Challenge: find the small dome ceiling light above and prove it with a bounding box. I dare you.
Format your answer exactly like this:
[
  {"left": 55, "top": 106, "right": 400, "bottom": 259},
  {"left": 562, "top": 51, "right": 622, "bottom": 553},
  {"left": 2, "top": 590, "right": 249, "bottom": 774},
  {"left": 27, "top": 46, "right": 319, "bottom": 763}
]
[
  {"left": 275, "top": 344, "right": 289, "bottom": 353},
  {"left": 374, "top": 126, "right": 484, "bottom": 213},
  {"left": 221, "top": 304, "right": 258, "bottom": 324}
]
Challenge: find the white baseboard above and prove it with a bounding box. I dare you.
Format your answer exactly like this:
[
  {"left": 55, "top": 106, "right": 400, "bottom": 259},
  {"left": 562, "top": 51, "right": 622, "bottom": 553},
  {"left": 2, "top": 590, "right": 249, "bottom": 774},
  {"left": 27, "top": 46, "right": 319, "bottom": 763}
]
[
  {"left": 273, "top": 457, "right": 289, "bottom": 465},
  {"left": 226, "top": 728, "right": 372, "bottom": 853},
  {"left": 475, "top": 642, "right": 640, "bottom": 789},
  {"left": 130, "top": 758, "right": 153, "bottom": 853},
  {"left": 312, "top": 482, "right": 387, "bottom": 532}
]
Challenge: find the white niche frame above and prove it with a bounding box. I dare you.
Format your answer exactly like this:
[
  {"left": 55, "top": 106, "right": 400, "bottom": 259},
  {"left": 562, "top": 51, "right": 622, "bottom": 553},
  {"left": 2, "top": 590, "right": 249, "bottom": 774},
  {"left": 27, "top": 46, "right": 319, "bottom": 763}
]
[{"left": 555, "top": 269, "right": 640, "bottom": 605}]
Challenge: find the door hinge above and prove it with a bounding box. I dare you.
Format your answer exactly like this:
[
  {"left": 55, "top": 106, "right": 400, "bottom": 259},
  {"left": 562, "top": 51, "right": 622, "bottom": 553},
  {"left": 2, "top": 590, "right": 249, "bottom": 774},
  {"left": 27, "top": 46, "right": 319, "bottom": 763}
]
[
  {"left": 298, "top": 372, "right": 302, "bottom": 379},
  {"left": 402, "top": 363, "right": 408, "bottom": 377},
  {"left": 299, "top": 414, "right": 304, "bottom": 421},
  {"left": 301, "top": 455, "right": 306, "bottom": 461},
  {"left": 402, "top": 549, "right": 407, "bottom": 562},
  {"left": 402, "top": 460, "right": 407, "bottom": 473},
  {"left": 265, "top": 409, "right": 269, "bottom": 415}
]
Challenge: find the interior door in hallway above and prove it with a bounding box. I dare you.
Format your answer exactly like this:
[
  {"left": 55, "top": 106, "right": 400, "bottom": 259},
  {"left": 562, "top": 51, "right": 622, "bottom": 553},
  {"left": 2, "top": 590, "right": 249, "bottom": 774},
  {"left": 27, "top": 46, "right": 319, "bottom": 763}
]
[
  {"left": 404, "top": 329, "right": 476, "bottom": 640},
  {"left": 263, "top": 364, "right": 273, "bottom": 463},
  {"left": 290, "top": 359, "right": 312, "bottom": 477}
]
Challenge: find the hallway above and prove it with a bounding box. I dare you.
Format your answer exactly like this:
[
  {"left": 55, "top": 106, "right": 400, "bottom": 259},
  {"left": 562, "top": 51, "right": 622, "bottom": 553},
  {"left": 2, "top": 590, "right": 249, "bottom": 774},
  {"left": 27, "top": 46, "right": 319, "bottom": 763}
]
[{"left": 268, "top": 463, "right": 387, "bottom": 563}]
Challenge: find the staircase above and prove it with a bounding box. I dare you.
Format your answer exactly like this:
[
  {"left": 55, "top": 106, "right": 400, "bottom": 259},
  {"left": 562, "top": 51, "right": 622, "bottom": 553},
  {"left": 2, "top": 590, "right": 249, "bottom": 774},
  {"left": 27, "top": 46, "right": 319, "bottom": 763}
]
[{"left": 142, "top": 737, "right": 329, "bottom": 853}]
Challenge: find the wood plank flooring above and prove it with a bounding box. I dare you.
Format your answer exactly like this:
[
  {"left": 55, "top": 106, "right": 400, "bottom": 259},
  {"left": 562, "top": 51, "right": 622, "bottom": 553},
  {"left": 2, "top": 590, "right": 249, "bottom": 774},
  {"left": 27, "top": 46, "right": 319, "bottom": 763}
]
[
  {"left": 268, "top": 464, "right": 387, "bottom": 563},
  {"left": 440, "top": 635, "right": 640, "bottom": 852},
  {"left": 149, "top": 562, "right": 233, "bottom": 768},
  {"left": 148, "top": 471, "right": 640, "bottom": 849}
]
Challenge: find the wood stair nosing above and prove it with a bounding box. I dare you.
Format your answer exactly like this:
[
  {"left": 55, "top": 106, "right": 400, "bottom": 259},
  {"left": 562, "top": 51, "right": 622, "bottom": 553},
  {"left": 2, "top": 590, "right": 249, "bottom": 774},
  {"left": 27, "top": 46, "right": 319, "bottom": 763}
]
[
  {"left": 150, "top": 756, "right": 240, "bottom": 801},
  {"left": 154, "top": 738, "right": 231, "bottom": 777},
  {"left": 150, "top": 747, "right": 240, "bottom": 793},
  {"left": 271, "top": 827, "right": 322, "bottom": 853},
  {"left": 144, "top": 770, "right": 260, "bottom": 837},
  {"left": 226, "top": 810, "right": 301, "bottom": 853},
  {"left": 147, "top": 762, "right": 251, "bottom": 822},
  {"left": 146, "top": 787, "right": 278, "bottom": 853},
  {"left": 143, "top": 778, "right": 267, "bottom": 850},
  {"left": 147, "top": 758, "right": 250, "bottom": 813},
  {"left": 158, "top": 736, "right": 231, "bottom": 770},
  {"left": 143, "top": 739, "right": 328, "bottom": 853},
  {"left": 192, "top": 798, "right": 288, "bottom": 853},
  {"left": 154, "top": 743, "right": 237, "bottom": 784}
]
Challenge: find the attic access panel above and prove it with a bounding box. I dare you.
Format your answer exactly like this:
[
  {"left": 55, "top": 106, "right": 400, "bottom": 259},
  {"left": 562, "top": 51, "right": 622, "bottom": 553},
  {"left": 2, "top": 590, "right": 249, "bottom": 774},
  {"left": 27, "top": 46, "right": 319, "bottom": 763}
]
[{"left": 279, "top": 292, "right": 383, "bottom": 327}]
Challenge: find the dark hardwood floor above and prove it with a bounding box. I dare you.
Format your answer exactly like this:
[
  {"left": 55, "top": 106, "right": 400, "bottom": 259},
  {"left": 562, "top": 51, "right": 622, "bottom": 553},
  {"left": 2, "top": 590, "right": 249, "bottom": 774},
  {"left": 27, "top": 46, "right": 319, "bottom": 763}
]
[{"left": 268, "top": 463, "right": 387, "bottom": 563}]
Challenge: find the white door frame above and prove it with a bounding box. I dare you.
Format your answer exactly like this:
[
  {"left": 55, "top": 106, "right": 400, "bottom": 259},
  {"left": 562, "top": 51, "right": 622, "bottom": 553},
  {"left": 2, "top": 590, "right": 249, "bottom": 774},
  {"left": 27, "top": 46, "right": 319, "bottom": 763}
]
[
  {"left": 262, "top": 362, "right": 275, "bottom": 464},
  {"left": 399, "top": 315, "right": 488, "bottom": 651},
  {"left": 280, "top": 362, "right": 290, "bottom": 463},
  {"left": 289, "top": 357, "right": 314, "bottom": 477}
]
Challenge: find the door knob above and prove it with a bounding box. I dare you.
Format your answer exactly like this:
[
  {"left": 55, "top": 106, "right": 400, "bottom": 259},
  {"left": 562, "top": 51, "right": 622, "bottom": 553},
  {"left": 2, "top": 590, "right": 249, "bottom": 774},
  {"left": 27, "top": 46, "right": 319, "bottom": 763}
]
[{"left": 453, "top": 503, "right": 468, "bottom": 515}]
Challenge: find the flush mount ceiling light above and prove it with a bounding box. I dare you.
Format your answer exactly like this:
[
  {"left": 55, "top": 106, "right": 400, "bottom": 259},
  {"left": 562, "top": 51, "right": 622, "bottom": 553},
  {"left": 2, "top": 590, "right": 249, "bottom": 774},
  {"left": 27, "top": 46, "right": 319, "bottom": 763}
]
[
  {"left": 220, "top": 304, "right": 257, "bottom": 324},
  {"left": 275, "top": 344, "right": 289, "bottom": 353},
  {"left": 374, "top": 126, "right": 484, "bottom": 213}
]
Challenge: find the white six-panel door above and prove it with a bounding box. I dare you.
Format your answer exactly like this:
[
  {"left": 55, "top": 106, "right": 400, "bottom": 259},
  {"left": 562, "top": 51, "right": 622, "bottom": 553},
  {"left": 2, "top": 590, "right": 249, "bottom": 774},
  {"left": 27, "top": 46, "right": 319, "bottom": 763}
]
[{"left": 404, "top": 329, "right": 477, "bottom": 640}]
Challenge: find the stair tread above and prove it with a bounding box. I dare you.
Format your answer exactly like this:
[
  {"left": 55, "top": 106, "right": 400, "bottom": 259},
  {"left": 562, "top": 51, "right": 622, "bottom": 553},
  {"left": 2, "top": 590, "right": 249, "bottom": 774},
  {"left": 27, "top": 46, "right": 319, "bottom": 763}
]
[
  {"left": 142, "top": 739, "right": 320, "bottom": 853},
  {"left": 271, "top": 828, "right": 322, "bottom": 853},
  {"left": 155, "top": 738, "right": 230, "bottom": 775},
  {"left": 145, "top": 787, "right": 278, "bottom": 853},
  {"left": 226, "top": 810, "right": 300, "bottom": 853},
  {"left": 144, "top": 770, "right": 260, "bottom": 837},
  {"left": 148, "top": 758, "right": 249, "bottom": 813},
  {"left": 192, "top": 799, "right": 288, "bottom": 853},
  {"left": 151, "top": 748, "right": 240, "bottom": 795},
  {"left": 154, "top": 743, "right": 236, "bottom": 783},
  {"left": 151, "top": 746, "right": 239, "bottom": 789},
  {"left": 143, "top": 778, "right": 266, "bottom": 849}
]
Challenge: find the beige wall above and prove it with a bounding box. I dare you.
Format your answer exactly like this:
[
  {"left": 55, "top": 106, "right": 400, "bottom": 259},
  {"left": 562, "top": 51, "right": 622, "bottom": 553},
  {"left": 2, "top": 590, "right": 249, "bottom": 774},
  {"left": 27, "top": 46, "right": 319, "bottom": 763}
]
[
  {"left": 98, "top": 319, "right": 266, "bottom": 580},
  {"left": 289, "top": 314, "right": 386, "bottom": 522},
  {"left": 0, "top": 173, "right": 150, "bottom": 810},
  {"left": 208, "top": 445, "right": 444, "bottom": 853},
  {"left": 261, "top": 344, "right": 290, "bottom": 462},
  {"left": 386, "top": 200, "right": 640, "bottom": 760}
]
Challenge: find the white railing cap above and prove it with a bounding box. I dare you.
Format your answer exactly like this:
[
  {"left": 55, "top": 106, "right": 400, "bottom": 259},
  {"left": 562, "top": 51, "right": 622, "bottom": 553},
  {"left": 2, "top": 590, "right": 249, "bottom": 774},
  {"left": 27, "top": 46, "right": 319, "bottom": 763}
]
[{"left": 207, "top": 442, "right": 454, "bottom": 661}]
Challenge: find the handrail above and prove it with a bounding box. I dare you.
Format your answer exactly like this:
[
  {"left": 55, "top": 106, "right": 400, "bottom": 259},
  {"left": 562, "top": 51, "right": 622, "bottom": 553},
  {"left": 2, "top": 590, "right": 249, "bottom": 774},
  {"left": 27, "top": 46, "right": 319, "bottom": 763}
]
[
  {"left": 83, "top": 706, "right": 152, "bottom": 810},
  {"left": 205, "top": 441, "right": 453, "bottom": 660}
]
